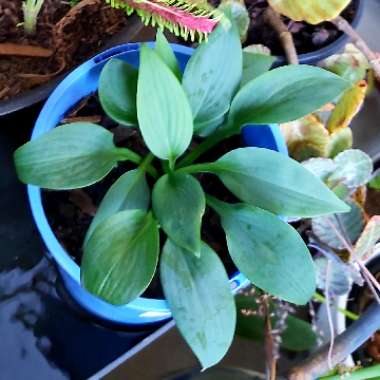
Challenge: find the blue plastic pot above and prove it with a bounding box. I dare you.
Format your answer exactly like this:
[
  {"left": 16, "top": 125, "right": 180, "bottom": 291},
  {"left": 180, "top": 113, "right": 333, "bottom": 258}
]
[{"left": 27, "top": 43, "right": 288, "bottom": 326}]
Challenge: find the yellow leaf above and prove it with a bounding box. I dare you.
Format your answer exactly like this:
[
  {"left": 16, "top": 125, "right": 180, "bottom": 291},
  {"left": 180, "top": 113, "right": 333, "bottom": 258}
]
[
  {"left": 327, "top": 80, "right": 367, "bottom": 133},
  {"left": 268, "top": 0, "right": 351, "bottom": 25},
  {"left": 280, "top": 114, "right": 329, "bottom": 161}
]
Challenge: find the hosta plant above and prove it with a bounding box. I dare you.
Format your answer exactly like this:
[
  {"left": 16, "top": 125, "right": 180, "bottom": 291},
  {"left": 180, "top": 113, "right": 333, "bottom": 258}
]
[{"left": 14, "top": 22, "right": 350, "bottom": 368}]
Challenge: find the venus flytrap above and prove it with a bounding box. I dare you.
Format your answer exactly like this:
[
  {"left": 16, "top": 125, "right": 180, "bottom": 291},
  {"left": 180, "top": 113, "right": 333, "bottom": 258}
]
[{"left": 14, "top": 23, "right": 351, "bottom": 368}]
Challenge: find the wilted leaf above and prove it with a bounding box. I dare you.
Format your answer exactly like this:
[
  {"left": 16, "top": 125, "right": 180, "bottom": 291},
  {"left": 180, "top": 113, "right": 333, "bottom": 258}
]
[
  {"left": 327, "top": 149, "right": 373, "bottom": 189},
  {"left": 314, "top": 256, "right": 352, "bottom": 296},
  {"left": 268, "top": 0, "right": 351, "bottom": 24},
  {"left": 327, "top": 80, "right": 367, "bottom": 133},
  {"left": 353, "top": 216, "right": 380, "bottom": 261},
  {"left": 326, "top": 127, "right": 353, "bottom": 158},
  {"left": 312, "top": 200, "right": 365, "bottom": 250},
  {"left": 321, "top": 43, "right": 370, "bottom": 83},
  {"left": 280, "top": 114, "right": 329, "bottom": 161}
]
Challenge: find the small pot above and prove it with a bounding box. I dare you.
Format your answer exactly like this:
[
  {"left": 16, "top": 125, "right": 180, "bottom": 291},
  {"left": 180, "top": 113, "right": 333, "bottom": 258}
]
[
  {"left": 275, "top": 0, "right": 363, "bottom": 65},
  {"left": 27, "top": 43, "right": 288, "bottom": 326}
]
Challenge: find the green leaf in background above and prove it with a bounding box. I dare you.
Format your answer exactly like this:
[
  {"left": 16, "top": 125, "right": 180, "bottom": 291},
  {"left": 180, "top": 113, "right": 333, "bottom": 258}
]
[
  {"left": 14, "top": 123, "right": 121, "bottom": 190},
  {"left": 155, "top": 30, "right": 181, "bottom": 79},
  {"left": 302, "top": 157, "right": 336, "bottom": 180},
  {"left": 280, "top": 115, "right": 329, "bottom": 161},
  {"left": 228, "top": 65, "right": 349, "bottom": 128},
  {"left": 152, "top": 173, "right": 205, "bottom": 255},
  {"left": 84, "top": 169, "right": 150, "bottom": 245},
  {"left": 314, "top": 256, "right": 352, "bottom": 296},
  {"left": 137, "top": 45, "right": 193, "bottom": 162},
  {"left": 218, "top": 0, "right": 250, "bottom": 42},
  {"left": 236, "top": 295, "right": 316, "bottom": 351},
  {"left": 326, "top": 128, "right": 353, "bottom": 158},
  {"left": 182, "top": 22, "right": 242, "bottom": 136},
  {"left": 241, "top": 51, "right": 276, "bottom": 87},
  {"left": 160, "top": 240, "right": 236, "bottom": 369},
  {"left": 369, "top": 169, "right": 380, "bottom": 190},
  {"left": 210, "top": 148, "right": 349, "bottom": 217},
  {"left": 209, "top": 200, "right": 316, "bottom": 304},
  {"left": 82, "top": 210, "right": 159, "bottom": 305},
  {"left": 99, "top": 59, "right": 138, "bottom": 126},
  {"left": 327, "top": 149, "right": 373, "bottom": 189},
  {"left": 353, "top": 216, "right": 380, "bottom": 261},
  {"left": 312, "top": 201, "right": 365, "bottom": 251}
]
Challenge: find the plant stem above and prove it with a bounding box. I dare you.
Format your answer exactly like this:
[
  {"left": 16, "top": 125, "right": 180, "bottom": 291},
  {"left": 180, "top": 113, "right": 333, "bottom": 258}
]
[
  {"left": 116, "top": 148, "right": 158, "bottom": 178},
  {"left": 177, "top": 162, "right": 215, "bottom": 175},
  {"left": 263, "top": 296, "right": 277, "bottom": 380},
  {"left": 319, "top": 364, "right": 380, "bottom": 380},
  {"left": 330, "top": 16, "right": 380, "bottom": 83},
  {"left": 264, "top": 7, "right": 299, "bottom": 64},
  {"left": 288, "top": 302, "right": 380, "bottom": 380},
  {"left": 313, "top": 292, "right": 359, "bottom": 321},
  {"left": 177, "top": 126, "right": 237, "bottom": 168},
  {"left": 22, "top": 0, "right": 45, "bottom": 35}
]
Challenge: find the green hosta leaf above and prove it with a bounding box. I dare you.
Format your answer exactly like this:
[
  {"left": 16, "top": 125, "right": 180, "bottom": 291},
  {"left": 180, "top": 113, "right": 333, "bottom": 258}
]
[
  {"left": 312, "top": 201, "right": 365, "bottom": 251},
  {"left": 326, "top": 127, "right": 353, "bottom": 158},
  {"left": 160, "top": 240, "right": 236, "bottom": 369},
  {"left": 229, "top": 65, "right": 349, "bottom": 128},
  {"left": 236, "top": 296, "right": 316, "bottom": 351},
  {"left": 182, "top": 22, "right": 242, "bottom": 136},
  {"left": 302, "top": 157, "right": 336, "bottom": 180},
  {"left": 82, "top": 210, "right": 159, "bottom": 305},
  {"left": 369, "top": 169, "right": 380, "bottom": 190},
  {"left": 210, "top": 148, "right": 349, "bottom": 217},
  {"left": 280, "top": 114, "right": 329, "bottom": 161},
  {"left": 314, "top": 256, "right": 352, "bottom": 296},
  {"left": 155, "top": 30, "right": 181, "bottom": 79},
  {"left": 209, "top": 200, "right": 316, "bottom": 304},
  {"left": 84, "top": 169, "right": 150, "bottom": 245},
  {"left": 137, "top": 45, "right": 193, "bottom": 162},
  {"left": 267, "top": 0, "right": 351, "bottom": 24},
  {"left": 241, "top": 51, "right": 276, "bottom": 87},
  {"left": 99, "top": 59, "right": 138, "bottom": 126},
  {"left": 353, "top": 216, "right": 380, "bottom": 261},
  {"left": 14, "top": 123, "right": 121, "bottom": 190},
  {"left": 152, "top": 173, "right": 205, "bottom": 255},
  {"left": 327, "top": 149, "right": 373, "bottom": 189},
  {"left": 218, "top": 0, "right": 249, "bottom": 41}
]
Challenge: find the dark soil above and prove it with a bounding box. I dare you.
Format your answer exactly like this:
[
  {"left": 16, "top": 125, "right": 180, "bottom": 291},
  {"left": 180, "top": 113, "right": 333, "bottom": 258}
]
[
  {"left": 0, "top": 0, "right": 127, "bottom": 101},
  {"left": 209, "top": 0, "right": 357, "bottom": 56},
  {"left": 42, "top": 93, "right": 240, "bottom": 299}
]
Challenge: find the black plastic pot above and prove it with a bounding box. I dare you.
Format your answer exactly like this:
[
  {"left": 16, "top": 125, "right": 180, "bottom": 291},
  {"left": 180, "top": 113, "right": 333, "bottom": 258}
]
[
  {"left": 0, "top": 15, "right": 143, "bottom": 117},
  {"left": 275, "top": 0, "right": 363, "bottom": 65}
]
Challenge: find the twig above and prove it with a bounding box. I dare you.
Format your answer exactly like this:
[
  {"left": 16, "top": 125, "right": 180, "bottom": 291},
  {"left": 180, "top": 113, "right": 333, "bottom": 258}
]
[
  {"left": 0, "top": 43, "right": 53, "bottom": 57},
  {"left": 264, "top": 7, "right": 299, "bottom": 64},
  {"left": 330, "top": 16, "right": 380, "bottom": 83},
  {"left": 263, "top": 296, "right": 277, "bottom": 380},
  {"left": 325, "top": 260, "right": 335, "bottom": 371},
  {"left": 288, "top": 302, "right": 380, "bottom": 380}
]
